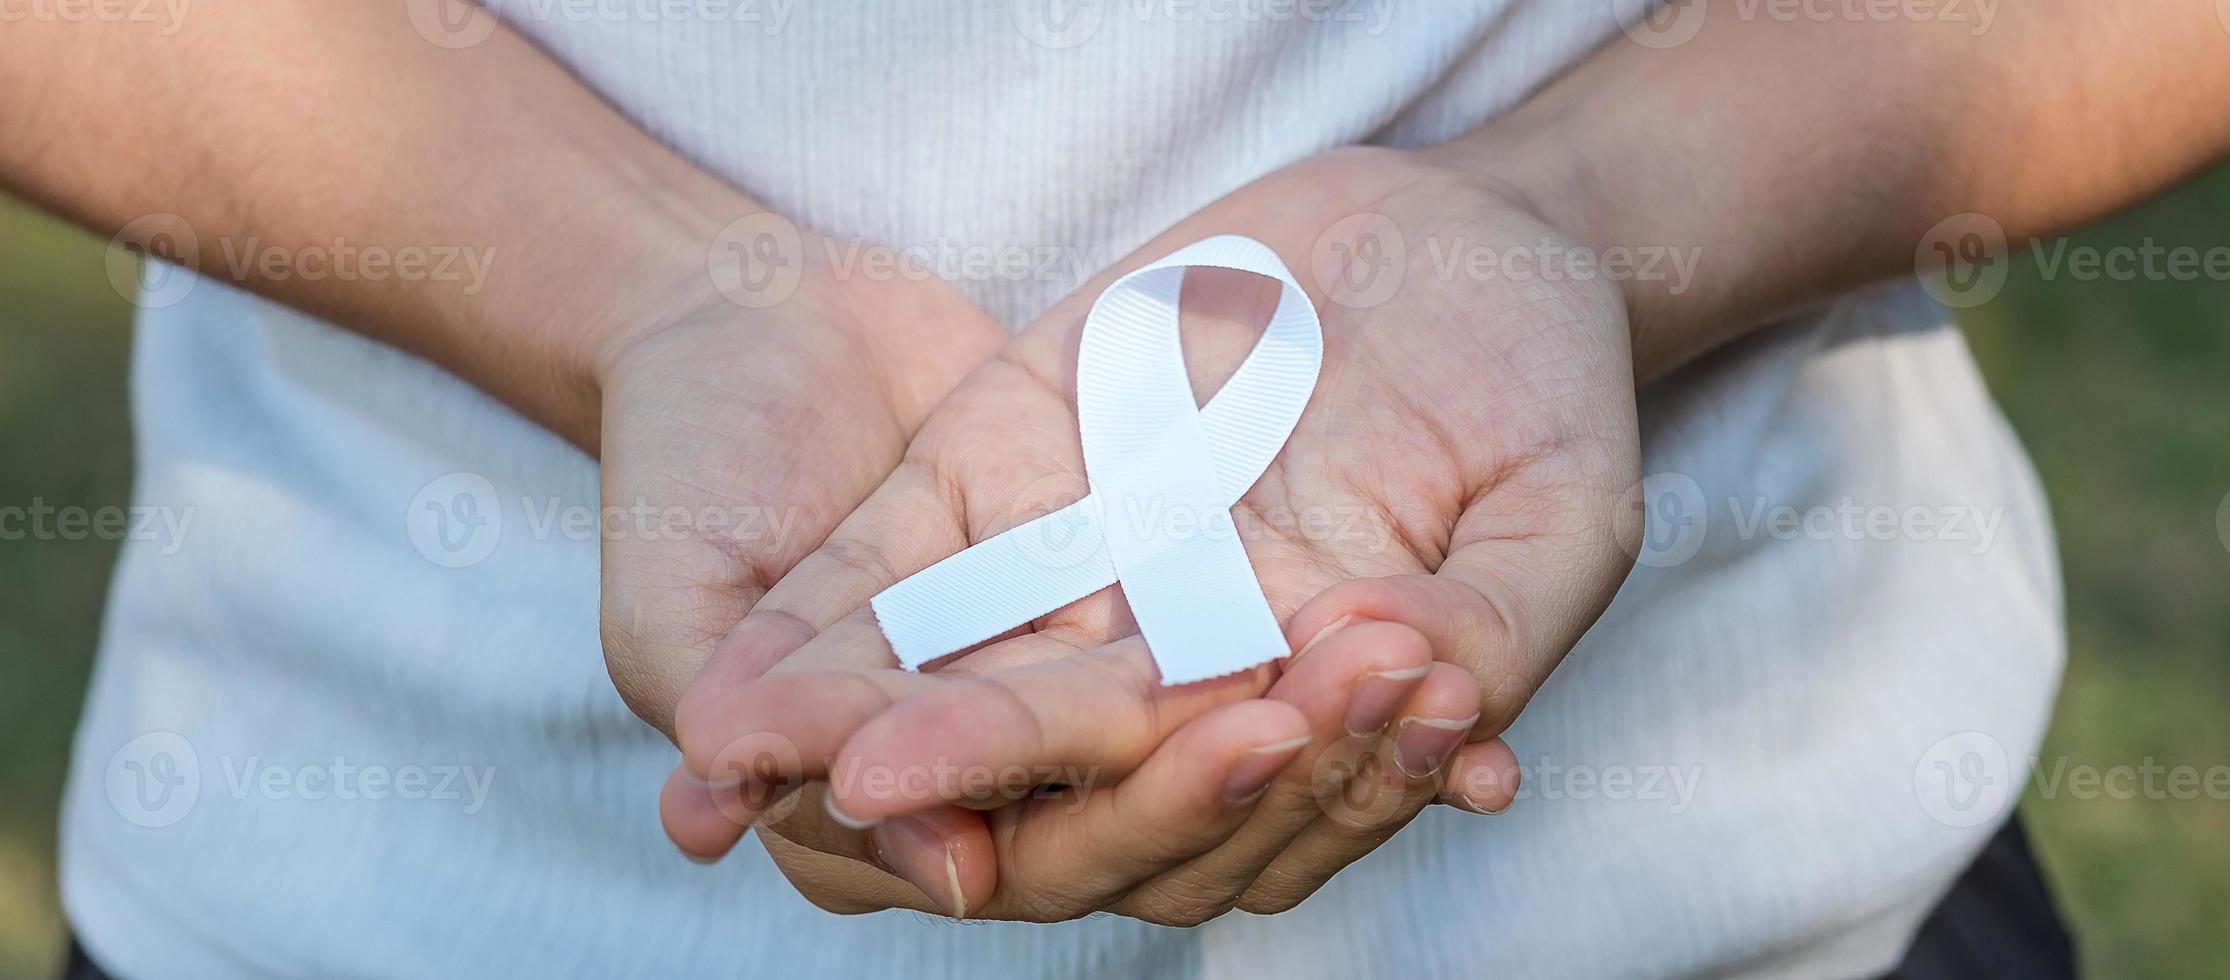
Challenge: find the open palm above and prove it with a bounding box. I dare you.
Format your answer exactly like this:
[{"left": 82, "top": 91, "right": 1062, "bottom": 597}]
[{"left": 670, "top": 148, "right": 1643, "bottom": 920}]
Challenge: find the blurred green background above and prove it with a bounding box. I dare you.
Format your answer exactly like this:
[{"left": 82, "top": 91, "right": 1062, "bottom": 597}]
[{"left": 4, "top": 163, "right": 2229, "bottom": 977}]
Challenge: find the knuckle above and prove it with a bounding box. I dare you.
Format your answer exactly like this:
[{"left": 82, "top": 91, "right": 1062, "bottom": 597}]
[
  {"left": 762, "top": 839, "right": 888, "bottom": 917},
  {"left": 1235, "top": 867, "right": 1319, "bottom": 916},
  {"left": 1125, "top": 885, "right": 1237, "bottom": 928},
  {"left": 1471, "top": 663, "right": 1530, "bottom": 736},
  {"left": 1004, "top": 883, "right": 1097, "bottom": 924},
  {"left": 813, "top": 534, "right": 900, "bottom": 588},
  {"left": 598, "top": 619, "right": 678, "bottom": 733},
  {"left": 674, "top": 678, "right": 807, "bottom": 781},
  {"left": 1118, "top": 869, "right": 1242, "bottom": 928}
]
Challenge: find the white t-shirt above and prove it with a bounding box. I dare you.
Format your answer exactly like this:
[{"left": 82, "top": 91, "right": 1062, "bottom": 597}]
[{"left": 62, "top": 4, "right": 2063, "bottom": 977}]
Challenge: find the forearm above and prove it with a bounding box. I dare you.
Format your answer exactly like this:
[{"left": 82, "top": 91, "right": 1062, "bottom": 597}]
[
  {"left": 0, "top": 2, "right": 752, "bottom": 450},
  {"left": 1426, "top": 0, "right": 2230, "bottom": 380}
]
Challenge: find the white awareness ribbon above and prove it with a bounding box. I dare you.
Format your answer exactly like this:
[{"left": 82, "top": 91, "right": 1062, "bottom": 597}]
[{"left": 870, "top": 235, "right": 1323, "bottom": 685}]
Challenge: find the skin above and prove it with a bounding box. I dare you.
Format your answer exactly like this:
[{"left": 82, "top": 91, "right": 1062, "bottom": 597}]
[
  {"left": 7, "top": 0, "right": 2230, "bottom": 934},
  {"left": 666, "top": 148, "right": 1636, "bottom": 920}
]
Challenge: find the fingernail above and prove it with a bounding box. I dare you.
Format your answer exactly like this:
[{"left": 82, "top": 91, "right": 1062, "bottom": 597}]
[
  {"left": 823, "top": 791, "right": 880, "bottom": 830},
  {"left": 1452, "top": 761, "right": 1516, "bottom": 814},
  {"left": 681, "top": 849, "right": 722, "bottom": 865},
  {"left": 1393, "top": 715, "right": 1478, "bottom": 779},
  {"left": 1345, "top": 666, "right": 1429, "bottom": 736},
  {"left": 1292, "top": 615, "right": 1354, "bottom": 659},
  {"left": 943, "top": 847, "right": 969, "bottom": 920},
  {"left": 678, "top": 766, "right": 742, "bottom": 792},
  {"left": 870, "top": 815, "right": 966, "bottom": 918},
  {"left": 1453, "top": 788, "right": 1512, "bottom": 816},
  {"left": 1223, "top": 734, "right": 1313, "bottom": 804}
]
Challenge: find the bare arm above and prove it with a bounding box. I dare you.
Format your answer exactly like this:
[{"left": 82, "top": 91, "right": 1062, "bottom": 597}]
[
  {"left": 0, "top": 1, "right": 754, "bottom": 450},
  {"left": 1425, "top": 0, "right": 2230, "bottom": 379}
]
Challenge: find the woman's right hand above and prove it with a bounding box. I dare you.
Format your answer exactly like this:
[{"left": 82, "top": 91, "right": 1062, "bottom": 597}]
[{"left": 594, "top": 227, "right": 1006, "bottom": 855}]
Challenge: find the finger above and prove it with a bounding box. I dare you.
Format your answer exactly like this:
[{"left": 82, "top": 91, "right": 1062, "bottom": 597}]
[
  {"left": 864, "top": 808, "right": 998, "bottom": 919},
  {"left": 673, "top": 373, "right": 1098, "bottom": 804},
  {"left": 659, "top": 762, "right": 790, "bottom": 862},
  {"left": 1230, "top": 663, "right": 1479, "bottom": 915},
  {"left": 756, "top": 831, "right": 939, "bottom": 917},
  {"left": 1100, "top": 619, "right": 1434, "bottom": 915},
  {"left": 678, "top": 461, "right": 961, "bottom": 719},
  {"left": 668, "top": 766, "right": 999, "bottom": 917},
  {"left": 821, "top": 637, "right": 1278, "bottom": 823},
  {"left": 1284, "top": 555, "right": 1618, "bottom": 740},
  {"left": 670, "top": 466, "right": 965, "bottom": 812},
  {"left": 993, "top": 699, "right": 1312, "bottom": 922},
  {"left": 672, "top": 646, "right": 926, "bottom": 830},
  {"left": 763, "top": 785, "right": 998, "bottom": 919},
  {"left": 1387, "top": 663, "right": 1485, "bottom": 781},
  {"left": 1437, "top": 736, "right": 1522, "bottom": 815}
]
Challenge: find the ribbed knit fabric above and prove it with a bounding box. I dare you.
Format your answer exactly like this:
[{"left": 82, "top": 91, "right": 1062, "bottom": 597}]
[{"left": 61, "top": 5, "right": 2063, "bottom": 978}]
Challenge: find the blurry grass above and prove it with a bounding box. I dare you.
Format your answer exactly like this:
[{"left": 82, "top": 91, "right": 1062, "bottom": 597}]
[
  {"left": 2, "top": 160, "right": 2229, "bottom": 977},
  {"left": 0, "top": 195, "right": 135, "bottom": 977},
  {"left": 1959, "top": 166, "right": 2230, "bottom": 980}
]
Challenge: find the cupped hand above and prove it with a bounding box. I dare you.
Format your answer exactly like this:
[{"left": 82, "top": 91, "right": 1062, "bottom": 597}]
[
  {"left": 593, "top": 226, "right": 1006, "bottom": 864},
  {"left": 670, "top": 148, "right": 1643, "bottom": 921}
]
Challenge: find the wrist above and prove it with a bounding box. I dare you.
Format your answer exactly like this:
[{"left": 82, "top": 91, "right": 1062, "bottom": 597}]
[
  {"left": 558, "top": 179, "right": 871, "bottom": 455},
  {"left": 1411, "top": 124, "right": 1663, "bottom": 371},
  {"left": 1412, "top": 119, "right": 1743, "bottom": 383}
]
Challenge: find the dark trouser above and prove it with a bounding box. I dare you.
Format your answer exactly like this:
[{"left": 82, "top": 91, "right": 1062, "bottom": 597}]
[
  {"left": 63, "top": 814, "right": 2077, "bottom": 980},
  {"left": 1880, "top": 815, "right": 2079, "bottom": 979}
]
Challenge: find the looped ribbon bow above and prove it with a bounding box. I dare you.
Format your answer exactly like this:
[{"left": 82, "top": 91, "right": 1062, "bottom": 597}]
[{"left": 871, "top": 235, "right": 1324, "bottom": 685}]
